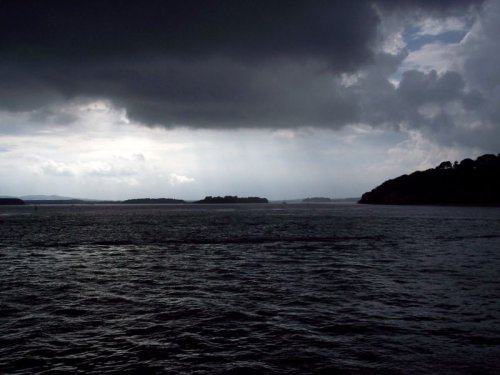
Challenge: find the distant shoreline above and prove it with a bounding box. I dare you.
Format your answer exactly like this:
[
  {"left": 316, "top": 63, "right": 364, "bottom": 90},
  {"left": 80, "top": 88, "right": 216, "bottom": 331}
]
[
  {"left": 1, "top": 195, "right": 270, "bottom": 205},
  {"left": 1, "top": 195, "right": 363, "bottom": 206}
]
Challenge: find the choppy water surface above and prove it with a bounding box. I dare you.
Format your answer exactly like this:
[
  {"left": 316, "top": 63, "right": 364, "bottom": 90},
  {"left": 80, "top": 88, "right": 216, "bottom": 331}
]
[{"left": 1, "top": 204, "right": 499, "bottom": 374}]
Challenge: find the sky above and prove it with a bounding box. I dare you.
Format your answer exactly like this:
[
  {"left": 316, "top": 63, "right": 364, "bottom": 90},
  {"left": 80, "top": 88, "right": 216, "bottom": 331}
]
[{"left": 0, "top": 0, "right": 499, "bottom": 200}]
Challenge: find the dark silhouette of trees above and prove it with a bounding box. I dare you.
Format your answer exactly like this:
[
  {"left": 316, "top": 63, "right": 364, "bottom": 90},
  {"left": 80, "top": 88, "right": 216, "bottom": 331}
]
[
  {"left": 195, "top": 196, "right": 268, "bottom": 203},
  {"left": 437, "top": 161, "right": 452, "bottom": 170},
  {"left": 122, "top": 198, "right": 185, "bottom": 204},
  {"left": 359, "top": 154, "right": 500, "bottom": 206}
]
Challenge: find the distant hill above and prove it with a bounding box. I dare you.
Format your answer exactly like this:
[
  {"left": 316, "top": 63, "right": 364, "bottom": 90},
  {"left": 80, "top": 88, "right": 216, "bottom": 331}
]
[
  {"left": 359, "top": 154, "right": 500, "bottom": 206},
  {"left": 195, "top": 196, "right": 268, "bottom": 204},
  {"left": 122, "top": 198, "right": 185, "bottom": 204}
]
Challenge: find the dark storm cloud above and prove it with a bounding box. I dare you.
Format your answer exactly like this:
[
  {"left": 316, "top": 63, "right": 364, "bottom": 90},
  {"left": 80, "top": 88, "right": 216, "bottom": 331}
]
[
  {"left": 0, "top": 1, "right": 379, "bottom": 69},
  {"left": 375, "top": 0, "right": 483, "bottom": 14},
  {"left": 85, "top": 59, "right": 360, "bottom": 128},
  {"left": 0, "top": 0, "right": 485, "bottom": 129}
]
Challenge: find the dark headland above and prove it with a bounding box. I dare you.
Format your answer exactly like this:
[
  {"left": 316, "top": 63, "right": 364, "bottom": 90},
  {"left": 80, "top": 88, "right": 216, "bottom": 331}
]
[
  {"left": 0, "top": 198, "right": 25, "bottom": 205},
  {"left": 359, "top": 154, "right": 500, "bottom": 206}
]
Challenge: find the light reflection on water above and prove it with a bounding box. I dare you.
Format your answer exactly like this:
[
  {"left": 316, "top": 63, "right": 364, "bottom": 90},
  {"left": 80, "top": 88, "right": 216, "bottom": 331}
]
[{"left": 1, "top": 204, "right": 499, "bottom": 374}]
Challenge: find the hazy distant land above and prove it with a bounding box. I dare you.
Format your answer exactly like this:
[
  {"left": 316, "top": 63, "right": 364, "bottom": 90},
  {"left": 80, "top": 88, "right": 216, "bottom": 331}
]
[
  {"left": 301, "top": 197, "right": 359, "bottom": 203},
  {"left": 302, "top": 197, "right": 333, "bottom": 203},
  {"left": 360, "top": 153, "right": 500, "bottom": 206}
]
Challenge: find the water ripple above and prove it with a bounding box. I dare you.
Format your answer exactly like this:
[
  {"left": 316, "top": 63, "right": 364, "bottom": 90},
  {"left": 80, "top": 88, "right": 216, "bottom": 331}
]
[{"left": 1, "top": 204, "right": 500, "bottom": 374}]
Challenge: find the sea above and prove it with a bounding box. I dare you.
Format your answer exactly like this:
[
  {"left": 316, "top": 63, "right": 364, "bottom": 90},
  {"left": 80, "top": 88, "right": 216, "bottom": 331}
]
[{"left": 1, "top": 203, "right": 499, "bottom": 374}]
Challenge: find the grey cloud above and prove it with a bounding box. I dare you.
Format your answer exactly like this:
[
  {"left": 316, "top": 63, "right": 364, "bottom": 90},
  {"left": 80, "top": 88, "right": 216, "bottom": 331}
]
[
  {"left": 397, "top": 70, "right": 465, "bottom": 105},
  {"left": 362, "top": 68, "right": 471, "bottom": 123},
  {"left": 0, "top": 145, "right": 12, "bottom": 154},
  {"left": 461, "top": 90, "right": 485, "bottom": 110},
  {"left": 356, "top": 65, "right": 498, "bottom": 149},
  {"left": 84, "top": 165, "right": 136, "bottom": 178},
  {"left": 28, "top": 108, "right": 79, "bottom": 125},
  {"left": 41, "top": 162, "right": 75, "bottom": 177},
  {"left": 459, "top": 0, "right": 500, "bottom": 129},
  {"left": 0, "top": 67, "right": 65, "bottom": 113}
]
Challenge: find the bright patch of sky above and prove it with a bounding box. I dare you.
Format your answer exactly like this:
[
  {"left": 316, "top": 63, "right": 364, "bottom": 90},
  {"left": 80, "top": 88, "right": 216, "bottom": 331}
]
[
  {"left": 404, "top": 30, "right": 466, "bottom": 52},
  {"left": 389, "top": 15, "right": 473, "bottom": 83}
]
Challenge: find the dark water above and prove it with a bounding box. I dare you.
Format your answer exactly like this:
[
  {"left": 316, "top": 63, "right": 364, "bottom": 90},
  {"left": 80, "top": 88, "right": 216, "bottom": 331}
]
[{"left": 1, "top": 204, "right": 499, "bottom": 374}]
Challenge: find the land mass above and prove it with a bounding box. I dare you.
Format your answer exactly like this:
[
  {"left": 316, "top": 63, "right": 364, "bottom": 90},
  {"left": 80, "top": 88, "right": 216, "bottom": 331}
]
[
  {"left": 0, "top": 198, "right": 25, "bottom": 205},
  {"left": 122, "top": 198, "right": 185, "bottom": 204},
  {"left": 359, "top": 154, "right": 500, "bottom": 206},
  {"left": 195, "top": 196, "right": 268, "bottom": 204},
  {"left": 0, "top": 195, "right": 271, "bottom": 205}
]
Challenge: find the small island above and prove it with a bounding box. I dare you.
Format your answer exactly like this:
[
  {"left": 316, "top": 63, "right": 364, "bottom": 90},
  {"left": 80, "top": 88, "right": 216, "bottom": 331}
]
[
  {"left": 195, "top": 196, "right": 268, "bottom": 204},
  {"left": 0, "top": 198, "right": 25, "bottom": 205},
  {"left": 122, "top": 198, "right": 185, "bottom": 204},
  {"left": 359, "top": 154, "right": 500, "bottom": 206}
]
